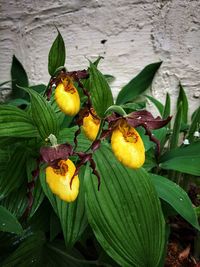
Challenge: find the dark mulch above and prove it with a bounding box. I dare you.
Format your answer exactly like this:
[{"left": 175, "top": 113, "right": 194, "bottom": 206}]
[{"left": 165, "top": 183, "right": 200, "bottom": 267}]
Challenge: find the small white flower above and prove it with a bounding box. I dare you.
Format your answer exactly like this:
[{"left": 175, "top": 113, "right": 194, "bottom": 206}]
[
  {"left": 194, "top": 131, "right": 200, "bottom": 138},
  {"left": 183, "top": 139, "right": 190, "bottom": 145}
]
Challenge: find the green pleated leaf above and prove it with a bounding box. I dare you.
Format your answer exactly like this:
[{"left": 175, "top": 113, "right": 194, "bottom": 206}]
[
  {"left": 29, "top": 179, "right": 45, "bottom": 218},
  {"left": 58, "top": 127, "right": 91, "bottom": 151},
  {"left": 0, "top": 205, "right": 23, "bottom": 235},
  {"left": 149, "top": 173, "right": 200, "bottom": 230},
  {"left": 88, "top": 62, "right": 114, "bottom": 118},
  {"left": 0, "top": 187, "right": 27, "bottom": 219},
  {"left": 25, "top": 156, "right": 45, "bottom": 218},
  {"left": 170, "top": 103, "right": 182, "bottom": 149},
  {"left": 177, "top": 84, "right": 188, "bottom": 124},
  {"left": 85, "top": 145, "right": 165, "bottom": 267},
  {"left": 0, "top": 105, "right": 38, "bottom": 138},
  {"left": 0, "top": 149, "right": 10, "bottom": 173},
  {"left": 188, "top": 106, "right": 200, "bottom": 142},
  {"left": 11, "top": 55, "right": 29, "bottom": 99},
  {"left": 162, "top": 92, "right": 171, "bottom": 120},
  {"left": 116, "top": 62, "right": 162, "bottom": 105},
  {"left": 161, "top": 142, "right": 200, "bottom": 162},
  {"left": 48, "top": 30, "right": 66, "bottom": 76},
  {"left": 160, "top": 156, "right": 200, "bottom": 176},
  {"left": 104, "top": 74, "right": 115, "bottom": 84},
  {"left": 50, "top": 212, "right": 62, "bottom": 241},
  {"left": 160, "top": 142, "right": 200, "bottom": 176},
  {"left": 46, "top": 241, "right": 98, "bottom": 267},
  {"left": 40, "top": 167, "right": 88, "bottom": 248},
  {"left": 121, "top": 102, "right": 146, "bottom": 112},
  {"left": 19, "top": 87, "right": 59, "bottom": 140},
  {"left": 145, "top": 95, "right": 164, "bottom": 115},
  {"left": 0, "top": 148, "right": 28, "bottom": 200},
  {"left": 2, "top": 232, "right": 46, "bottom": 267},
  {"left": 30, "top": 84, "right": 46, "bottom": 94},
  {"left": 8, "top": 98, "right": 30, "bottom": 107},
  {"left": 104, "top": 105, "right": 127, "bottom": 116}
]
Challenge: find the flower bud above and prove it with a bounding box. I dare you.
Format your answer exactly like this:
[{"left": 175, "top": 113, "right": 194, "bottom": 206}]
[
  {"left": 194, "top": 131, "right": 200, "bottom": 138},
  {"left": 183, "top": 139, "right": 190, "bottom": 145}
]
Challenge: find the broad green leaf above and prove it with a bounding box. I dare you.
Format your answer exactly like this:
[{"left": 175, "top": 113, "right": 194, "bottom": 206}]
[
  {"left": 0, "top": 205, "right": 23, "bottom": 235},
  {"left": 0, "top": 149, "right": 10, "bottom": 173},
  {"left": 153, "top": 127, "right": 169, "bottom": 150},
  {"left": 104, "top": 105, "right": 127, "bottom": 116},
  {"left": 0, "top": 105, "right": 38, "bottom": 138},
  {"left": 121, "top": 102, "right": 146, "bottom": 112},
  {"left": 177, "top": 84, "right": 188, "bottom": 124},
  {"left": 143, "top": 149, "right": 157, "bottom": 171},
  {"left": 149, "top": 173, "right": 200, "bottom": 230},
  {"left": 28, "top": 201, "right": 51, "bottom": 233},
  {"left": 145, "top": 95, "right": 164, "bottom": 115},
  {"left": 160, "top": 156, "right": 200, "bottom": 176},
  {"left": 137, "top": 127, "right": 167, "bottom": 152},
  {"left": 162, "top": 92, "right": 171, "bottom": 120},
  {"left": 2, "top": 232, "right": 46, "bottom": 267},
  {"left": 48, "top": 30, "right": 66, "bottom": 76},
  {"left": 30, "top": 84, "right": 46, "bottom": 94},
  {"left": 58, "top": 127, "right": 91, "bottom": 151},
  {"left": 40, "top": 167, "right": 88, "bottom": 248},
  {"left": 104, "top": 74, "right": 115, "bottom": 84},
  {"left": 46, "top": 241, "right": 98, "bottom": 267},
  {"left": 20, "top": 87, "right": 59, "bottom": 140},
  {"left": 170, "top": 103, "right": 182, "bottom": 149},
  {"left": 116, "top": 62, "right": 162, "bottom": 105},
  {"left": 195, "top": 207, "right": 200, "bottom": 218},
  {"left": 188, "top": 106, "right": 200, "bottom": 142},
  {"left": 0, "top": 137, "right": 25, "bottom": 149},
  {"left": 50, "top": 212, "right": 62, "bottom": 241},
  {"left": 11, "top": 55, "right": 29, "bottom": 99},
  {"left": 92, "top": 56, "right": 103, "bottom": 67},
  {"left": 29, "top": 179, "right": 45, "bottom": 218},
  {"left": 7, "top": 98, "right": 30, "bottom": 107},
  {"left": 88, "top": 62, "right": 114, "bottom": 118},
  {"left": 85, "top": 145, "right": 165, "bottom": 267},
  {"left": 160, "top": 142, "right": 200, "bottom": 176},
  {"left": 0, "top": 187, "right": 27, "bottom": 219},
  {"left": 0, "top": 148, "right": 28, "bottom": 200},
  {"left": 161, "top": 142, "right": 200, "bottom": 162}
]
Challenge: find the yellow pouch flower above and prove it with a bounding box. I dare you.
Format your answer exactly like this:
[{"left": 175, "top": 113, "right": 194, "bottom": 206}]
[
  {"left": 82, "top": 109, "right": 100, "bottom": 141},
  {"left": 111, "top": 120, "right": 145, "bottom": 169},
  {"left": 55, "top": 77, "right": 80, "bottom": 116},
  {"left": 46, "top": 159, "right": 79, "bottom": 202}
]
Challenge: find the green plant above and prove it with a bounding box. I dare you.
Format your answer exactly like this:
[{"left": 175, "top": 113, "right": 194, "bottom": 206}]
[{"left": 0, "top": 30, "right": 199, "bottom": 267}]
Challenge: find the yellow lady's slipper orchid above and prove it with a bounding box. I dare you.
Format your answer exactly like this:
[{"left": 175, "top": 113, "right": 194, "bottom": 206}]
[
  {"left": 111, "top": 120, "right": 145, "bottom": 169},
  {"left": 46, "top": 159, "right": 79, "bottom": 202},
  {"left": 82, "top": 109, "right": 100, "bottom": 141},
  {"left": 55, "top": 77, "right": 80, "bottom": 116}
]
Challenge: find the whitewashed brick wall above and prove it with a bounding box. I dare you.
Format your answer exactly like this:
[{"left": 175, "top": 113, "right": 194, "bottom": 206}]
[{"left": 0, "top": 0, "right": 200, "bottom": 116}]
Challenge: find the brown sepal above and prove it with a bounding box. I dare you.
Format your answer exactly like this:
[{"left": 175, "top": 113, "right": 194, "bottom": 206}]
[
  {"left": 40, "top": 144, "right": 73, "bottom": 169},
  {"left": 126, "top": 110, "right": 172, "bottom": 130}
]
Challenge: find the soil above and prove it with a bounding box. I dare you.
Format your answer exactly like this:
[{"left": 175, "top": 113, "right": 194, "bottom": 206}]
[{"left": 164, "top": 184, "right": 200, "bottom": 267}]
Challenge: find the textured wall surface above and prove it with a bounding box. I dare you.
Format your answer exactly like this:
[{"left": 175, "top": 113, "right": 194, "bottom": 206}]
[{"left": 0, "top": 0, "right": 200, "bottom": 115}]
